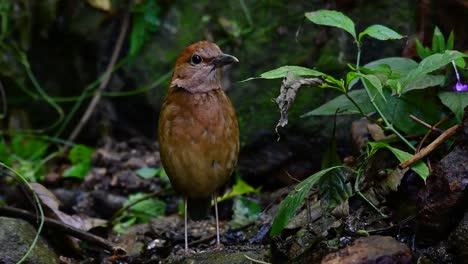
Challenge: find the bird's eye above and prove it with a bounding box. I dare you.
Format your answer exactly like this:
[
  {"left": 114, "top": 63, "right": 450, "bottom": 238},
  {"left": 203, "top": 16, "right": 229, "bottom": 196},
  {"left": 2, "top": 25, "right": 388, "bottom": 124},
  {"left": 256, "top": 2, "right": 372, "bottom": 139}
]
[{"left": 191, "top": 54, "right": 202, "bottom": 65}]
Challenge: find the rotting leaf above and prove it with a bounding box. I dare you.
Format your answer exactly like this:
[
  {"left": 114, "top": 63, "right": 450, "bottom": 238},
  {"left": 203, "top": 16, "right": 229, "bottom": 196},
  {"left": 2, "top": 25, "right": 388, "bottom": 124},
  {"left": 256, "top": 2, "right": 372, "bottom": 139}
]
[
  {"left": 274, "top": 72, "right": 323, "bottom": 139},
  {"left": 31, "top": 183, "right": 107, "bottom": 230}
]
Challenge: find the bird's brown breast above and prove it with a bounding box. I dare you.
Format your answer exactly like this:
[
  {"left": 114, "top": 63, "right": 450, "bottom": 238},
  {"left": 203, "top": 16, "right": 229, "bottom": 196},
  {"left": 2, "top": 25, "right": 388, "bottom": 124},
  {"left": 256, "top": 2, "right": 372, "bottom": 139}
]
[{"left": 158, "top": 88, "right": 239, "bottom": 198}]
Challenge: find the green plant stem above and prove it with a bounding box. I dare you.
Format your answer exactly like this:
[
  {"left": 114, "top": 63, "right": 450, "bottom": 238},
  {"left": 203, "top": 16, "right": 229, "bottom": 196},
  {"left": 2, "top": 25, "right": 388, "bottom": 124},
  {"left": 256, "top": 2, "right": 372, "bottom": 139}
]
[
  {"left": 21, "top": 57, "right": 65, "bottom": 133},
  {"left": 356, "top": 191, "right": 387, "bottom": 218},
  {"left": 344, "top": 91, "right": 367, "bottom": 117},
  {"left": 355, "top": 43, "right": 416, "bottom": 151},
  {"left": 0, "top": 162, "right": 45, "bottom": 264}
]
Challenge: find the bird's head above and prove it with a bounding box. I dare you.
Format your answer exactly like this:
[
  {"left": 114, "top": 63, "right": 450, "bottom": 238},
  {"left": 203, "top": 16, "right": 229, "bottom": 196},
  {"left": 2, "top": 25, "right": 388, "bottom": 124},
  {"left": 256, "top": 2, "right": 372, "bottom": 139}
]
[{"left": 170, "top": 41, "right": 239, "bottom": 93}]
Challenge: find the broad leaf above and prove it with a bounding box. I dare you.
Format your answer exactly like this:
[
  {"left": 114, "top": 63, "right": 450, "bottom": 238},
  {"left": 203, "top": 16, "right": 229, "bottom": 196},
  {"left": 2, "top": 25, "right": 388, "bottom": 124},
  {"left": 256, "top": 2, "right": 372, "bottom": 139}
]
[
  {"left": 242, "top": 66, "right": 325, "bottom": 82},
  {"left": 372, "top": 89, "right": 447, "bottom": 135},
  {"left": 359, "top": 24, "right": 403, "bottom": 41},
  {"left": 364, "top": 57, "right": 418, "bottom": 75},
  {"left": 305, "top": 10, "right": 356, "bottom": 39},
  {"left": 438, "top": 92, "right": 468, "bottom": 122},
  {"left": 136, "top": 167, "right": 160, "bottom": 179},
  {"left": 63, "top": 163, "right": 90, "bottom": 179},
  {"left": 431, "top": 27, "right": 445, "bottom": 54},
  {"left": 68, "top": 144, "right": 94, "bottom": 164},
  {"left": 367, "top": 142, "right": 429, "bottom": 181},
  {"left": 270, "top": 166, "right": 342, "bottom": 236},
  {"left": 302, "top": 89, "right": 374, "bottom": 116},
  {"left": 400, "top": 74, "right": 445, "bottom": 94},
  {"left": 359, "top": 73, "right": 384, "bottom": 101},
  {"left": 403, "top": 50, "right": 467, "bottom": 87}
]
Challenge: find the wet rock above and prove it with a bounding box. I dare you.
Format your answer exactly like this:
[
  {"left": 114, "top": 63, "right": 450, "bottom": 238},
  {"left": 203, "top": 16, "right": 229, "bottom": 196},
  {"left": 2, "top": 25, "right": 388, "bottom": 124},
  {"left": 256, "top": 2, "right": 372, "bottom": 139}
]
[
  {"left": 448, "top": 211, "right": 468, "bottom": 263},
  {"left": 416, "top": 108, "right": 468, "bottom": 243},
  {"left": 0, "top": 217, "right": 59, "bottom": 264},
  {"left": 321, "top": 236, "right": 411, "bottom": 264}
]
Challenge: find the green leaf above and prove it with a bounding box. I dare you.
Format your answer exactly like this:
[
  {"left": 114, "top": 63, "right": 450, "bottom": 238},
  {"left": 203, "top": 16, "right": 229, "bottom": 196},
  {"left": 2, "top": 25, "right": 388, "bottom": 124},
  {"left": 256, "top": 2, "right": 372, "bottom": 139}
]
[
  {"left": 359, "top": 73, "right": 384, "bottom": 101},
  {"left": 432, "top": 27, "right": 445, "bottom": 53},
  {"left": 270, "top": 166, "right": 342, "bottom": 236},
  {"left": 446, "top": 31, "right": 454, "bottom": 50},
  {"left": 62, "top": 163, "right": 90, "bottom": 179},
  {"left": 400, "top": 74, "right": 445, "bottom": 94},
  {"left": 302, "top": 89, "right": 374, "bottom": 116},
  {"left": 403, "top": 50, "right": 467, "bottom": 87},
  {"left": 11, "top": 135, "right": 49, "bottom": 160},
  {"left": 454, "top": 58, "right": 466, "bottom": 68},
  {"left": 387, "top": 146, "right": 429, "bottom": 181},
  {"left": 372, "top": 89, "right": 447, "bottom": 135},
  {"left": 319, "top": 133, "right": 352, "bottom": 210},
  {"left": 305, "top": 10, "right": 356, "bottom": 39},
  {"left": 129, "top": 0, "right": 160, "bottom": 57},
  {"left": 367, "top": 142, "right": 429, "bottom": 181},
  {"left": 125, "top": 193, "right": 166, "bottom": 222},
  {"left": 438, "top": 92, "right": 468, "bottom": 122},
  {"left": 136, "top": 167, "right": 160, "bottom": 179},
  {"left": 229, "top": 196, "right": 261, "bottom": 229},
  {"left": 415, "top": 39, "right": 429, "bottom": 59},
  {"left": 68, "top": 144, "right": 94, "bottom": 164},
  {"left": 346, "top": 71, "right": 360, "bottom": 88},
  {"left": 218, "top": 174, "right": 261, "bottom": 202},
  {"left": 242, "top": 66, "right": 325, "bottom": 82},
  {"left": 364, "top": 57, "right": 418, "bottom": 75},
  {"left": 359, "top": 24, "right": 403, "bottom": 41}
]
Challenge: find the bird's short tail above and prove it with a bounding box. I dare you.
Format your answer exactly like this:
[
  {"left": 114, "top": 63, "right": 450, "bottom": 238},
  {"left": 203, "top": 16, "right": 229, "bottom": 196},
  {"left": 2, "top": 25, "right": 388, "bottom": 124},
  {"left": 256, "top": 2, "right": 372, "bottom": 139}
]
[{"left": 187, "top": 197, "right": 211, "bottom": 221}]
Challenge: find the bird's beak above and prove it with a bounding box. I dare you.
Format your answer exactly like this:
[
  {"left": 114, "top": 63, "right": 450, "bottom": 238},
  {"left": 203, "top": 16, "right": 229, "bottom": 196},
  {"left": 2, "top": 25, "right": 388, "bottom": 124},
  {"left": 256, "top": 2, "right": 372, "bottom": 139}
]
[{"left": 211, "top": 54, "right": 239, "bottom": 69}]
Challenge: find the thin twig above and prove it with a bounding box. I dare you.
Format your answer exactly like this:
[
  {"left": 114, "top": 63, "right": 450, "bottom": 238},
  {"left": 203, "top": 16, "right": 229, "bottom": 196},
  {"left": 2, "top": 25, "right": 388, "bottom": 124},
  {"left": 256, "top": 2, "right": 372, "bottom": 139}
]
[
  {"left": 399, "top": 124, "right": 460, "bottom": 169},
  {"left": 416, "top": 115, "right": 451, "bottom": 152},
  {"left": 0, "top": 206, "right": 124, "bottom": 254},
  {"left": 67, "top": 13, "right": 130, "bottom": 143},
  {"left": 409, "top": 114, "right": 443, "bottom": 133}
]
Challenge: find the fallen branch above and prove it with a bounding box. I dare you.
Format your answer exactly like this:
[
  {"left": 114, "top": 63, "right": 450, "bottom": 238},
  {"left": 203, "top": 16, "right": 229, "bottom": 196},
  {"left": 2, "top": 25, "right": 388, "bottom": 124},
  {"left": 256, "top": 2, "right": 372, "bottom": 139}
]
[
  {"left": 399, "top": 124, "right": 460, "bottom": 169},
  {"left": 0, "top": 206, "right": 125, "bottom": 255}
]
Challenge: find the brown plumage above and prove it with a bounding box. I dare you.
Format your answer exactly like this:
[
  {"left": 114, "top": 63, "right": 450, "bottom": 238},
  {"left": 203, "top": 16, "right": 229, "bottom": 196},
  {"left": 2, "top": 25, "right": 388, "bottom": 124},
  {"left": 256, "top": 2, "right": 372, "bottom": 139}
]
[{"left": 158, "top": 41, "right": 239, "bottom": 250}]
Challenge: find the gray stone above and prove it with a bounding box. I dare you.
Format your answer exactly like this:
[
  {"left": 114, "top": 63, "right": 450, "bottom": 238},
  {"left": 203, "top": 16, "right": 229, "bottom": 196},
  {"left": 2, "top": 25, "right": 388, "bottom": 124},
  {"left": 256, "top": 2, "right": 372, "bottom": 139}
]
[{"left": 0, "top": 217, "right": 59, "bottom": 264}]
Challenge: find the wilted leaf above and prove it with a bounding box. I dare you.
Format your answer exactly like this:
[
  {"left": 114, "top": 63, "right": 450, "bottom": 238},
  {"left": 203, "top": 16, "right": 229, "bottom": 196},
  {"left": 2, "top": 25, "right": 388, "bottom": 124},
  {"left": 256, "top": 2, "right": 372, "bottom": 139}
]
[
  {"left": 438, "top": 92, "right": 468, "bottom": 122},
  {"left": 270, "top": 166, "right": 342, "bottom": 236},
  {"left": 275, "top": 72, "right": 323, "bottom": 136},
  {"left": 31, "top": 183, "right": 107, "bottom": 230},
  {"left": 359, "top": 24, "right": 403, "bottom": 41},
  {"left": 305, "top": 10, "right": 356, "bottom": 39}
]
